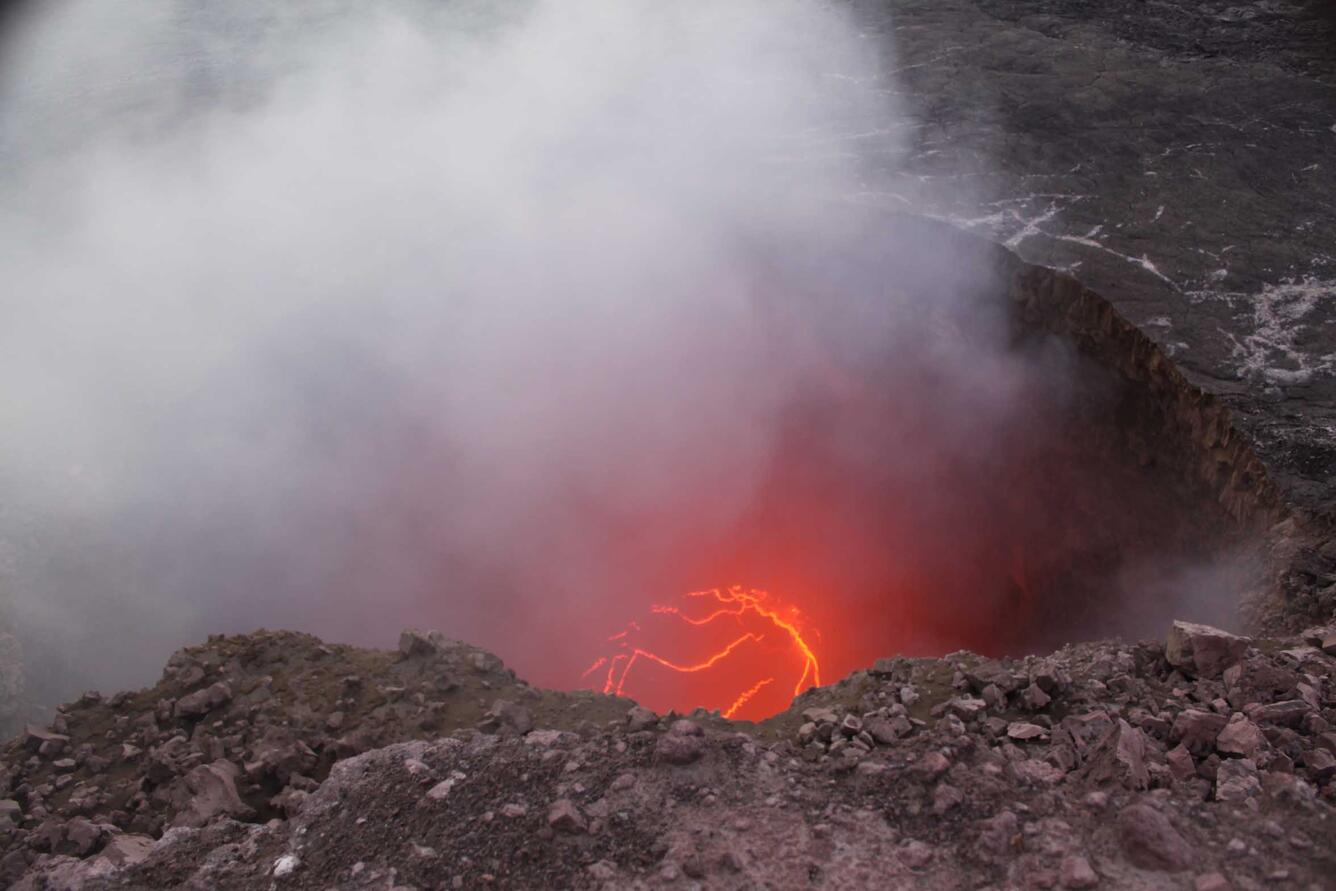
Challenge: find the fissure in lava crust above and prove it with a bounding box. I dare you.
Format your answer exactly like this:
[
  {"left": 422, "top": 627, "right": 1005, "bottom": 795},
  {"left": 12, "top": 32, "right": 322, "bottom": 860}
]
[{"left": 583, "top": 586, "right": 821, "bottom": 721}]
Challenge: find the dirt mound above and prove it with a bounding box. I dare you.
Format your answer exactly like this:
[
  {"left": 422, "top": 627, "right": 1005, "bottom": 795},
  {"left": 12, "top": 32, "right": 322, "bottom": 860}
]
[{"left": 3, "top": 622, "right": 1336, "bottom": 888}]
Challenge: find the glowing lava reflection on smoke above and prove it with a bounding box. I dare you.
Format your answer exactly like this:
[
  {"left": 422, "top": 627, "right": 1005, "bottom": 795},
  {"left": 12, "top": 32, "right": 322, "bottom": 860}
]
[{"left": 582, "top": 586, "right": 822, "bottom": 721}]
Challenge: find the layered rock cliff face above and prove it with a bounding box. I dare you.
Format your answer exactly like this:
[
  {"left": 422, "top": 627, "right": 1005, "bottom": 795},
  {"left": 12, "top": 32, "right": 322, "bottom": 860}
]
[
  {"left": 853, "top": 0, "right": 1336, "bottom": 522},
  {"left": 863, "top": 0, "right": 1336, "bottom": 628},
  {"left": 997, "top": 247, "right": 1335, "bottom": 631}
]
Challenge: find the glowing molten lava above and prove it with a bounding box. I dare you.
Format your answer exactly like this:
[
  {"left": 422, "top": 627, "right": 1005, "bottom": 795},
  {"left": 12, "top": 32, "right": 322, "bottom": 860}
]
[{"left": 582, "top": 585, "right": 822, "bottom": 721}]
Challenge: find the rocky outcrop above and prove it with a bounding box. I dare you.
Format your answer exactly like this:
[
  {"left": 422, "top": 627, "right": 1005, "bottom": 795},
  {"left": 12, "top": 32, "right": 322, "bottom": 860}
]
[{"left": 1, "top": 618, "right": 1334, "bottom": 888}]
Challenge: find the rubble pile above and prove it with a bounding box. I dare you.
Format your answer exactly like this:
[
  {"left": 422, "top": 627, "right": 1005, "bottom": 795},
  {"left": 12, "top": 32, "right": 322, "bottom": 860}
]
[{"left": 2, "top": 621, "right": 1335, "bottom": 888}]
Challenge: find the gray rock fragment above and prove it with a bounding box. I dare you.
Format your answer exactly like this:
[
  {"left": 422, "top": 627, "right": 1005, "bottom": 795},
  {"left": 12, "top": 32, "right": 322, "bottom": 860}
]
[
  {"left": 656, "top": 724, "right": 705, "bottom": 765},
  {"left": 625, "top": 706, "right": 658, "bottom": 732},
  {"left": 1059, "top": 854, "right": 1099, "bottom": 889},
  {"left": 174, "top": 682, "right": 232, "bottom": 719},
  {"left": 1171, "top": 709, "right": 1227, "bottom": 755},
  {"left": 481, "top": 699, "right": 533, "bottom": 735},
  {"left": 548, "top": 798, "right": 587, "bottom": 834},
  {"left": 1117, "top": 803, "right": 1193, "bottom": 872},
  {"left": 1215, "top": 714, "right": 1266, "bottom": 760},
  {"left": 100, "top": 833, "right": 154, "bottom": 867},
  {"left": 1166, "top": 621, "right": 1249, "bottom": 679},
  {"left": 1215, "top": 759, "right": 1261, "bottom": 803},
  {"left": 1022, "top": 683, "right": 1052, "bottom": 711},
  {"left": 167, "top": 760, "right": 254, "bottom": 828}
]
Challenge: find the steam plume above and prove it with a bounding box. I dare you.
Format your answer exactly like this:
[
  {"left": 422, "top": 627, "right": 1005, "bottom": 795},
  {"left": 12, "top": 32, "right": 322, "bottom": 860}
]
[{"left": 0, "top": 0, "right": 1245, "bottom": 709}]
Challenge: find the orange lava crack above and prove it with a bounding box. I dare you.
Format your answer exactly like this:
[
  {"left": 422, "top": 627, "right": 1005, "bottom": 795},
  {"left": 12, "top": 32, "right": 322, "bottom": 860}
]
[
  {"left": 723, "top": 677, "right": 774, "bottom": 719},
  {"left": 584, "top": 585, "right": 822, "bottom": 720}
]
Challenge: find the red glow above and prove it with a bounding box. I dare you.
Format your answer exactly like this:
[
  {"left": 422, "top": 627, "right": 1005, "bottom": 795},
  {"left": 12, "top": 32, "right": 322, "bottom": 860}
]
[{"left": 583, "top": 585, "right": 822, "bottom": 721}]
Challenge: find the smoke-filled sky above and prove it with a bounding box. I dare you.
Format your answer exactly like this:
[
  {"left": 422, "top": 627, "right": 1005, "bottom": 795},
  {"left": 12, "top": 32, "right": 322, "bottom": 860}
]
[{"left": 0, "top": 0, "right": 1247, "bottom": 711}]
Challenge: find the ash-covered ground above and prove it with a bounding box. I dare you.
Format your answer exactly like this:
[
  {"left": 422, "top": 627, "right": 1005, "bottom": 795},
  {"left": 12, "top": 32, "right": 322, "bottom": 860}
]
[{"left": 4, "top": 621, "right": 1336, "bottom": 889}]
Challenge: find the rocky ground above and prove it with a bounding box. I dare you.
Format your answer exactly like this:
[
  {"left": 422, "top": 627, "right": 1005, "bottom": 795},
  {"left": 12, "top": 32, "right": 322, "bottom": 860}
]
[{"left": 2, "top": 620, "right": 1334, "bottom": 889}]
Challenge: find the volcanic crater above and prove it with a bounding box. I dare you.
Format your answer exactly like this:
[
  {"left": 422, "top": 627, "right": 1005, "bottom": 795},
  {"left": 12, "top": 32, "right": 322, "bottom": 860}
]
[
  {"left": 575, "top": 217, "right": 1284, "bottom": 724},
  {"left": 3, "top": 0, "right": 1336, "bottom": 888}
]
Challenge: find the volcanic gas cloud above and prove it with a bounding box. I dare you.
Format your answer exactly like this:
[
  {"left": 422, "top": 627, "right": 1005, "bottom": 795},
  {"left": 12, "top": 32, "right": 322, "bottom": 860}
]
[
  {"left": 558, "top": 218, "right": 1250, "bottom": 721},
  {"left": 0, "top": 0, "right": 1249, "bottom": 714}
]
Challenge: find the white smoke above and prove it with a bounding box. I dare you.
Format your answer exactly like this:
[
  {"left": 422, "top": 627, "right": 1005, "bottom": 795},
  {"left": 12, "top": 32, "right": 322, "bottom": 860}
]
[
  {"left": 0, "top": 0, "right": 1238, "bottom": 708},
  {"left": 0, "top": 0, "right": 948, "bottom": 694}
]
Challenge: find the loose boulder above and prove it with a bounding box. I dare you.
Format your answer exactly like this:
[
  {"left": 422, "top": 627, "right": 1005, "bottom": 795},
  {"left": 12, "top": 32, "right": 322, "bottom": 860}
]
[
  {"left": 1165, "top": 621, "right": 1249, "bottom": 679},
  {"left": 166, "top": 760, "right": 255, "bottom": 828},
  {"left": 173, "top": 681, "right": 232, "bottom": 719},
  {"left": 1117, "top": 803, "right": 1193, "bottom": 872}
]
